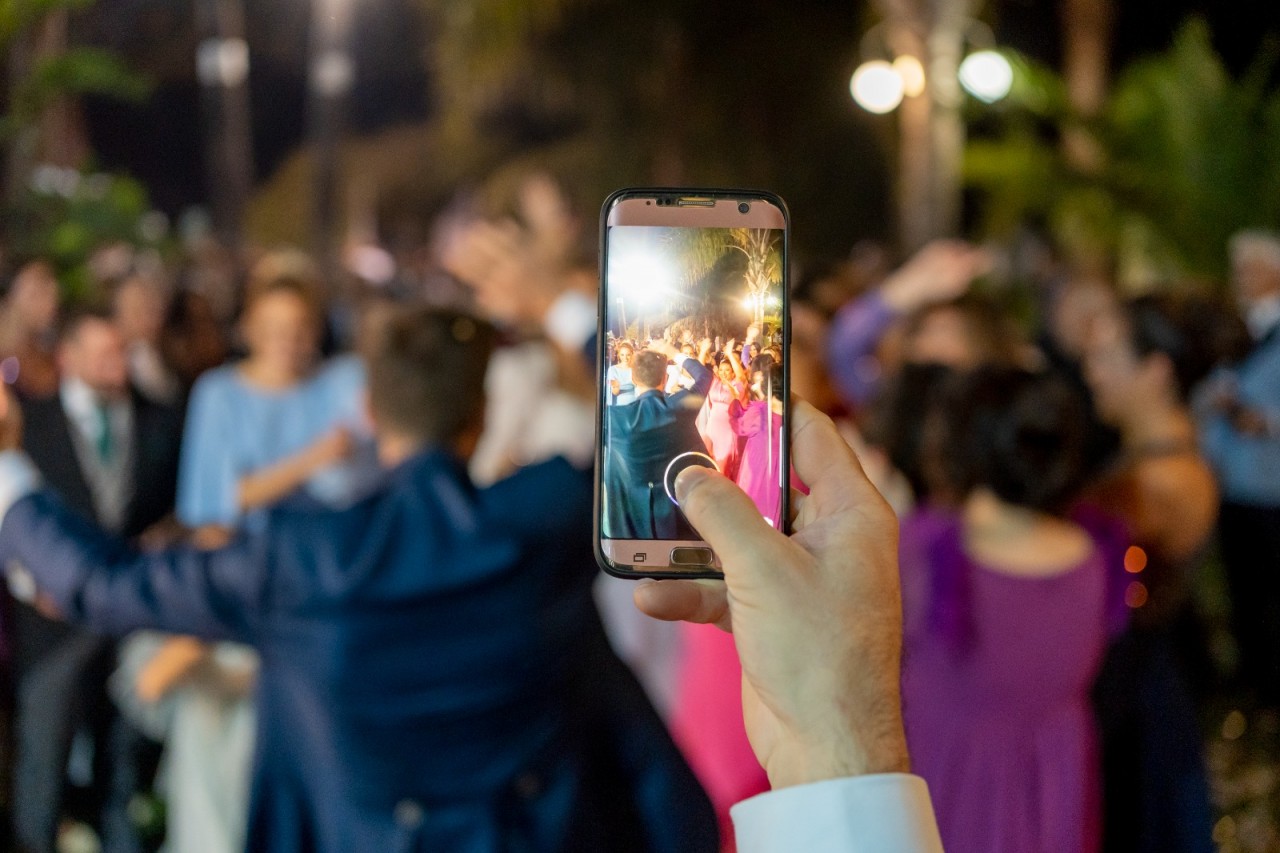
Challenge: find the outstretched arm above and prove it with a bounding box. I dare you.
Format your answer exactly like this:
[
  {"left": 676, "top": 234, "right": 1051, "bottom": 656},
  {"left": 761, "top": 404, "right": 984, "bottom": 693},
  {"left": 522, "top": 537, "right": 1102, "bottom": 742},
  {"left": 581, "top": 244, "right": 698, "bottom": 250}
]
[
  {"left": 1, "top": 486, "right": 267, "bottom": 642},
  {"left": 0, "top": 390, "right": 266, "bottom": 641}
]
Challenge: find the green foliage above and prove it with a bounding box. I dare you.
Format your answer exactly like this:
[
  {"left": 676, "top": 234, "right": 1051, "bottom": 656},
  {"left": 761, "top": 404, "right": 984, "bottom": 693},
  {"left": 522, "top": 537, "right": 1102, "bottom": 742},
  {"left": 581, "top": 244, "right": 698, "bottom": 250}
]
[
  {"left": 0, "top": 47, "right": 151, "bottom": 141},
  {"left": 6, "top": 169, "right": 162, "bottom": 300},
  {"left": 0, "top": 0, "right": 93, "bottom": 48},
  {"left": 965, "top": 19, "right": 1280, "bottom": 286}
]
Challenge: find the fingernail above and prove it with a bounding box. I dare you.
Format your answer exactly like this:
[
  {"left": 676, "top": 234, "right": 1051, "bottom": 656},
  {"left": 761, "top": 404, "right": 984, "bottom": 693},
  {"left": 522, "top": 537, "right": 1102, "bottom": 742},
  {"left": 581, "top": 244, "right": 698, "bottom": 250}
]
[{"left": 674, "top": 466, "right": 708, "bottom": 504}]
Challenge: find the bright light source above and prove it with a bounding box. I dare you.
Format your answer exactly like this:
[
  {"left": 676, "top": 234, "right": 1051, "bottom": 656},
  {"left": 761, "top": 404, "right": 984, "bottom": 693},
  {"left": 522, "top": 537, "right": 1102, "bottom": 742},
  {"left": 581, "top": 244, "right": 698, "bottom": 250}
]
[
  {"left": 742, "top": 296, "right": 756, "bottom": 310},
  {"left": 892, "top": 55, "right": 926, "bottom": 98},
  {"left": 958, "top": 50, "right": 1013, "bottom": 103},
  {"left": 609, "top": 247, "right": 677, "bottom": 307},
  {"left": 850, "top": 60, "right": 904, "bottom": 114}
]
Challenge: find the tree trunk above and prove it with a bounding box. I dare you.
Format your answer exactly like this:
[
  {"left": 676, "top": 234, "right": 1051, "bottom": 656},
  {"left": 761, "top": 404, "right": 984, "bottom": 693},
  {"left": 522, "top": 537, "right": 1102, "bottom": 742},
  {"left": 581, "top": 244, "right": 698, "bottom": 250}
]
[
  {"left": 5, "top": 10, "right": 91, "bottom": 206},
  {"left": 197, "top": 0, "right": 256, "bottom": 255},
  {"left": 1060, "top": 0, "right": 1113, "bottom": 173},
  {"left": 876, "top": 0, "right": 972, "bottom": 254}
]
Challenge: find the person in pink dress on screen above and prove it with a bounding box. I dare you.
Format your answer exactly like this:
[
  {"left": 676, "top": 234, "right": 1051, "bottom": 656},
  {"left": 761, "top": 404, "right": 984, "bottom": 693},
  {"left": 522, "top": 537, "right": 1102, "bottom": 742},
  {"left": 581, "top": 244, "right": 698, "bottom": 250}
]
[
  {"left": 729, "top": 358, "right": 785, "bottom": 527},
  {"left": 695, "top": 339, "right": 748, "bottom": 480}
]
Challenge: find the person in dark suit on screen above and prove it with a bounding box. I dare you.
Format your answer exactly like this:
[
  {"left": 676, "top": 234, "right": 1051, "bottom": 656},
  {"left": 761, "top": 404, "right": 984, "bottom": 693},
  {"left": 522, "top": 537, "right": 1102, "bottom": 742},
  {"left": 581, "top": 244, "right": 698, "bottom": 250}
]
[
  {"left": 0, "top": 306, "right": 715, "bottom": 853},
  {"left": 603, "top": 342, "right": 713, "bottom": 540},
  {"left": 10, "top": 308, "right": 182, "bottom": 853}
]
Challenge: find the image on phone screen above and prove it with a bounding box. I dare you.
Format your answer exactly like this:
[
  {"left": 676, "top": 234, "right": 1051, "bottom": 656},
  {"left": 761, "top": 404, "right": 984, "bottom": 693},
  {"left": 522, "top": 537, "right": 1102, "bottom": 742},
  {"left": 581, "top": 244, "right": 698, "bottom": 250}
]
[{"left": 598, "top": 194, "right": 788, "bottom": 577}]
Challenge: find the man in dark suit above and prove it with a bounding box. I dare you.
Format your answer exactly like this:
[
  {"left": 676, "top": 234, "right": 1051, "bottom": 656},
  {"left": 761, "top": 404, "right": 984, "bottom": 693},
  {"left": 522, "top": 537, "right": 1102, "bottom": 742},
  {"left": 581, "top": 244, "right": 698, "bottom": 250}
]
[
  {"left": 9, "top": 308, "right": 182, "bottom": 853},
  {"left": 603, "top": 343, "right": 713, "bottom": 540},
  {"left": 0, "top": 307, "right": 715, "bottom": 853}
]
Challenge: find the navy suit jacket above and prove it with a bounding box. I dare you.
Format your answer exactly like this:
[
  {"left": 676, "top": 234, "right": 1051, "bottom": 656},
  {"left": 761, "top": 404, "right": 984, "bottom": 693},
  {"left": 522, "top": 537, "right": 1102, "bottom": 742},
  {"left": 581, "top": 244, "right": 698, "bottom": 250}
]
[
  {"left": 0, "top": 450, "right": 716, "bottom": 853},
  {"left": 603, "top": 358, "right": 713, "bottom": 539}
]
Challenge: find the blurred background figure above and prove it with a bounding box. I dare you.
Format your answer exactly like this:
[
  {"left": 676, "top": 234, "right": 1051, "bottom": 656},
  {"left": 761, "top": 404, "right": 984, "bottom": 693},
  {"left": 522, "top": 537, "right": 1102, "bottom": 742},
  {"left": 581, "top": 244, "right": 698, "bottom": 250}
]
[
  {"left": 11, "top": 308, "right": 183, "bottom": 853},
  {"left": 111, "top": 274, "right": 181, "bottom": 407},
  {"left": 142, "top": 250, "right": 374, "bottom": 853},
  {"left": 1196, "top": 231, "right": 1280, "bottom": 717},
  {"left": 824, "top": 239, "right": 997, "bottom": 416},
  {"left": 1083, "top": 293, "right": 1245, "bottom": 853},
  {"left": 0, "top": 262, "right": 62, "bottom": 400}
]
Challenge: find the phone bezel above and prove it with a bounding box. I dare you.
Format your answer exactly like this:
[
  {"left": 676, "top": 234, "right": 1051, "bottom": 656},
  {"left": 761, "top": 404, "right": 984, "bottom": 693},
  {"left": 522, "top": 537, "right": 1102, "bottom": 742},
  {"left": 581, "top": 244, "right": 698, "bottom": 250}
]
[{"left": 594, "top": 187, "right": 792, "bottom": 580}]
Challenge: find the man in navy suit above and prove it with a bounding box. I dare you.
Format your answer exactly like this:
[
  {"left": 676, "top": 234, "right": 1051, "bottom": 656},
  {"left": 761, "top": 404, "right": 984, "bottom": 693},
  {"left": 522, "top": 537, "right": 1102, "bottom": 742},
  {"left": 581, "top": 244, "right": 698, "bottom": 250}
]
[
  {"left": 0, "top": 307, "right": 715, "bottom": 853},
  {"left": 603, "top": 343, "right": 713, "bottom": 540}
]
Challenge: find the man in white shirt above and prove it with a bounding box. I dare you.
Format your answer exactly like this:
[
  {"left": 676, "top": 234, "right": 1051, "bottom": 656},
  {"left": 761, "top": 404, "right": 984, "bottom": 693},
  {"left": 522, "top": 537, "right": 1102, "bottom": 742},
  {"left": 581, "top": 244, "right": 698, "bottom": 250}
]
[{"left": 634, "top": 399, "right": 944, "bottom": 853}]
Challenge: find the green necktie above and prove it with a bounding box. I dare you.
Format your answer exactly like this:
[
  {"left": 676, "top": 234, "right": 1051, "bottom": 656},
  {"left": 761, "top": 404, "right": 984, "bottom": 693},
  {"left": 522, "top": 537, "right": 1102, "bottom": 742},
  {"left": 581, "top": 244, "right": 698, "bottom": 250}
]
[{"left": 95, "top": 401, "right": 114, "bottom": 462}]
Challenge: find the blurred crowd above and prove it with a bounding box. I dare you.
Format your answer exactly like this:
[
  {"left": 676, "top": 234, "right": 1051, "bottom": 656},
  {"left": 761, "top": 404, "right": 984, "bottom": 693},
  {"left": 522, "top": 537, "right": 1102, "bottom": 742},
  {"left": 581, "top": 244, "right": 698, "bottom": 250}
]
[{"left": 0, "top": 173, "right": 1278, "bottom": 853}]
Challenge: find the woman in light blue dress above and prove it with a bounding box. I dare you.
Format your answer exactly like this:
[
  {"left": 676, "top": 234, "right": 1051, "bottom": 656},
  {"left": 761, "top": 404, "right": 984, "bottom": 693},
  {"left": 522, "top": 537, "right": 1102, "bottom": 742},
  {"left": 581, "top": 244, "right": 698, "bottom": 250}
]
[
  {"left": 607, "top": 342, "right": 636, "bottom": 406},
  {"left": 125, "top": 253, "right": 377, "bottom": 853}
]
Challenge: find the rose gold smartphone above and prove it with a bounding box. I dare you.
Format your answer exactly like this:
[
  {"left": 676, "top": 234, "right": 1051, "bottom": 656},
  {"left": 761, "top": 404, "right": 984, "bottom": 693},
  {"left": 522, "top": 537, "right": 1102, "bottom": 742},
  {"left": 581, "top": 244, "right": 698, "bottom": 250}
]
[{"left": 595, "top": 188, "right": 790, "bottom": 579}]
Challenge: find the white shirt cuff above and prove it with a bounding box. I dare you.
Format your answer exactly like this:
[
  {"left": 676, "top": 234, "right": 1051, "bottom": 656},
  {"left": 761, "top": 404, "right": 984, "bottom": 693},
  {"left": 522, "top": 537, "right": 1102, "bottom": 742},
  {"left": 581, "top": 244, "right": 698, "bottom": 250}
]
[
  {"left": 0, "top": 450, "right": 41, "bottom": 522},
  {"left": 543, "top": 291, "right": 596, "bottom": 352},
  {"left": 731, "top": 774, "right": 943, "bottom": 853}
]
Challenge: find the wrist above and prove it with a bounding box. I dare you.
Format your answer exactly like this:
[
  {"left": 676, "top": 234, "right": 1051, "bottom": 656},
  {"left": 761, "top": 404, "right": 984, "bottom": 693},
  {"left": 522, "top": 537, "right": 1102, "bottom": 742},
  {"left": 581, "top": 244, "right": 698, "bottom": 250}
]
[
  {"left": 766, "top": 717, "right": 910, "bottom": 790},
  {"left": 877, "top": 275, "right": 920, "bottom": 314}
]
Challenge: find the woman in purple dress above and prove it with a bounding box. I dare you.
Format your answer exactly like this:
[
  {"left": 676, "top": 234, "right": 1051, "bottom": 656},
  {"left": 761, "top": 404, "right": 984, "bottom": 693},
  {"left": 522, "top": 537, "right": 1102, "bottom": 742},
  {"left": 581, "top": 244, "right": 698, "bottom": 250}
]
[{"left": 899, "top": 368, "right": 1126, "bottom": 853}]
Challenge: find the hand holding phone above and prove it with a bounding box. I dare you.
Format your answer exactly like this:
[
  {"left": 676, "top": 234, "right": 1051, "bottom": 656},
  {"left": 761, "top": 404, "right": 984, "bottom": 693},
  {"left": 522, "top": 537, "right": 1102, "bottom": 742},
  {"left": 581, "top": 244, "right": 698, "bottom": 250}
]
[{"left": 595, "top": 189, "right": 790, "bottom": 579}]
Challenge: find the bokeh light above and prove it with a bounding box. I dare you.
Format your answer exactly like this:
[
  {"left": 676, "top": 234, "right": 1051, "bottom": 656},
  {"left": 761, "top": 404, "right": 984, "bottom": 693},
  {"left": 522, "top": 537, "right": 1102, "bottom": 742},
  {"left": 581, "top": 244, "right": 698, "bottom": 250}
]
[
  {"left": 958, "top": 50, "right": 1013, "bottom": 103},
  {"left": 1123, "top": 545, "right": 1147, "bottom": 574},
  {"left": 893, "top": 55, "right": 927, "bottom": 98},
  {"left": 850, "top": 60, "right": 905, "bottom": 114}
]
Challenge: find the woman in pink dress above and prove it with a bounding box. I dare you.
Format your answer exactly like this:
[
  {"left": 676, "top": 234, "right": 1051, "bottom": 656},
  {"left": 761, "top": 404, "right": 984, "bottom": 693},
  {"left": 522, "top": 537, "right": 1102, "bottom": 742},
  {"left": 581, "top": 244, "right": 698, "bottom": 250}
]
[
  {"left": 695, "top": 340, "right": 747, "bottom": 480},
  {"left": 728, "top": 358, "right": 785, "bottom": 527}
]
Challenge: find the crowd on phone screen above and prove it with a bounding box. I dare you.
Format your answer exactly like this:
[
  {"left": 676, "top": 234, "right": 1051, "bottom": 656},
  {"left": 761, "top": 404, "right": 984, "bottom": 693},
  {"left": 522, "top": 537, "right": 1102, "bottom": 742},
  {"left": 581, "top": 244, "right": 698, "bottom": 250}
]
[{"left": 0, "top": 173, "right": 1277, "bottom": 853}]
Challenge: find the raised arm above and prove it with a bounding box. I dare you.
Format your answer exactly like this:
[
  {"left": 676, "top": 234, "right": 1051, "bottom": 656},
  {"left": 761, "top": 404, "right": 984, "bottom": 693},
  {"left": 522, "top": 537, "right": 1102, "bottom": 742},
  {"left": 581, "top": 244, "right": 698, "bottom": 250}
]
[
  {"left": 681, "top": 356, "right": 714, "bottom": 397},
  {"left": 827, "top": 240, "right": 988, "bottom": 411}
]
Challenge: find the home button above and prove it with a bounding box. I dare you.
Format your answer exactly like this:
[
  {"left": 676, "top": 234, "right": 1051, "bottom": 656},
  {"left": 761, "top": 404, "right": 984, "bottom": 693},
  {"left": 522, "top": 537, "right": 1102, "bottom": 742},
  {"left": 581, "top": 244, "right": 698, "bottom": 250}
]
[{"left": 670, "top": 547, "right": 714, "bottom": 567}]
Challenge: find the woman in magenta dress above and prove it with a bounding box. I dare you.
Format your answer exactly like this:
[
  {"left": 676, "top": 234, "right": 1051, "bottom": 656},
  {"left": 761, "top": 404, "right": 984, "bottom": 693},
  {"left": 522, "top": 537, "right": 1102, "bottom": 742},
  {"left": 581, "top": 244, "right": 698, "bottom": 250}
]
[
  {"left": 899, "top": 368, "right": 1127, "bottom": 853},
  {"left": 695, "top": 342, "right": 747, "bottom": 480},
  {"left": 728, "top": 358, "right": 785, "bottom": 527}
]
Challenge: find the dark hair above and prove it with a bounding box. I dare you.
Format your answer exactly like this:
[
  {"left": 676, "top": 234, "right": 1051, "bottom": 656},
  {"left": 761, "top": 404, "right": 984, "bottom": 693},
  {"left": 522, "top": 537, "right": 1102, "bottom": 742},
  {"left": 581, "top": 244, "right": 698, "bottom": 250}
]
[
  {"left": 367, "top": 307, "right": 496, "bottom": 444},
  {"left": 58, "top": 305, "right": 116, "bottom": 344},
  {"left": 761, "top": 361, "right": 784, "bottom": 402},
  {"left": 869, "top": 362, "right": 957, "bottom": 502},
  {"left": 1125, "top": 293, "right": 1250, "bottom": 402},
  {"left": 937, "top": 367, "right": 1089, "bottom": 514},
  {"left": 631, "top": 350, "right": 668, "bottom": 388}
]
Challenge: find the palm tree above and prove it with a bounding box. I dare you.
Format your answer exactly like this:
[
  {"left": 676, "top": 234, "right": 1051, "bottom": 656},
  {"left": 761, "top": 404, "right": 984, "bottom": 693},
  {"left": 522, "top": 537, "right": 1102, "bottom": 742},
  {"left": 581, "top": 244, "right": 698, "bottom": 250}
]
[{"left": 667, "top": 227, "right": 782, "bottom": 330}]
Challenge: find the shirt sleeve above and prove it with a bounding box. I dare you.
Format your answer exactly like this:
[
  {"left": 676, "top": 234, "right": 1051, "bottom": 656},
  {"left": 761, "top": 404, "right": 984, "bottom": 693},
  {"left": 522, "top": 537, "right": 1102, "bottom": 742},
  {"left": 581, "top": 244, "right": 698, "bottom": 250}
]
[
  {"left": 826, "top": 292, "right": 901, "bottom": 411},
  {"left": 176, "top": 373, "right": 240, "bottom": 527},
  {"left": 731, "top": 774, "right": 943, "bottom": 853},
  {"left": 0, "top": 450, "right": 42, "bottom": 518}
]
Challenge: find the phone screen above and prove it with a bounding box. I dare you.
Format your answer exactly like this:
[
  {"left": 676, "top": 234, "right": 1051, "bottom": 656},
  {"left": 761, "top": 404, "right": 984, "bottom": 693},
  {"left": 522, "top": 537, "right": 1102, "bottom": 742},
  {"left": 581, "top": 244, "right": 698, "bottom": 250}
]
[{"left": 596, "top": 191, "right": 788, "bottom": 577}]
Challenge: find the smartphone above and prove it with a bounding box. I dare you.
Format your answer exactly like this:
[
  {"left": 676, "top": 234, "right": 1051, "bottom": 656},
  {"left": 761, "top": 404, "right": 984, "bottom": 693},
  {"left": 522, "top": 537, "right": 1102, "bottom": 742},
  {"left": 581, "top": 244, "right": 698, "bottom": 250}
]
[{"left": 595, "top": 188, "right": 790, "bottom": 579}]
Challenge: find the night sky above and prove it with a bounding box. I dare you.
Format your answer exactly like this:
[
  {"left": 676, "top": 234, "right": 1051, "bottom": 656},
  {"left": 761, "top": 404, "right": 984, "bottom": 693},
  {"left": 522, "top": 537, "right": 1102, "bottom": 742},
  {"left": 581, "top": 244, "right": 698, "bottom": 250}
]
[{"left": 78, "top": 0, "right": 1280, "bottom": 225}]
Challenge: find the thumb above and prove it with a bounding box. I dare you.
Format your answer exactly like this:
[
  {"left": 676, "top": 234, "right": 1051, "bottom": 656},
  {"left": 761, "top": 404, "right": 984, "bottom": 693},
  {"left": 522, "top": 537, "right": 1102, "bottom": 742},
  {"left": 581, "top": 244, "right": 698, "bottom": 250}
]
[{"left": 674, "top": 466, "right": 788, "bottom": 576}]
